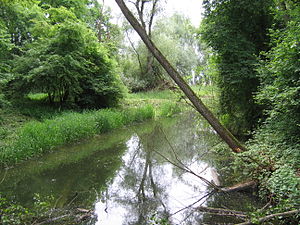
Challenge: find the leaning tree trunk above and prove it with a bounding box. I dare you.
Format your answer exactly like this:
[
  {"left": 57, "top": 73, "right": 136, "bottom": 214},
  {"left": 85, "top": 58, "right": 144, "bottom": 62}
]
[{"left": 115, "top": 0, "right": 245, "bottom": 153}]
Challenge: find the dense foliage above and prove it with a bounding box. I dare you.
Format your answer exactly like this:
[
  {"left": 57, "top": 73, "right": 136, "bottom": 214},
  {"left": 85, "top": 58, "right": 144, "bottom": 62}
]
[
  {"left": 200, "top": 0, "right": 274, "bottom": 135},
  {"left": 201, "top": 0, "right": 300, "bottom": 220},
  {"left": 251, "top": 1, "right": 300, "bottom": 209},
  {"left": 0, "top": 0, "right": 124, "bottom": 109}
]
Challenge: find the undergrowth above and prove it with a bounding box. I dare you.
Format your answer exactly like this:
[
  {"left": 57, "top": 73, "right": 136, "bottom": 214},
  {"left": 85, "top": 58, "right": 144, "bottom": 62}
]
[{"left": 213, "top": 125, "right": 300, "bottom": 224}]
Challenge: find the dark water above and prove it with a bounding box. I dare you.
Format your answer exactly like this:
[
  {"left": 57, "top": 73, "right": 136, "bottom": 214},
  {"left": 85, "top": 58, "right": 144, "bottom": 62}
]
[{"left": 0, "top": 112, "right": 262, "bottom": 224}]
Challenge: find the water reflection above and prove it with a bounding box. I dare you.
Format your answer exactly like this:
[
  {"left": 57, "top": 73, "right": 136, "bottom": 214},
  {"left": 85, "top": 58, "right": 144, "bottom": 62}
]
[
  {"left": 94, "top": 130, "right": 219, "bottom": 225},
  {"left": 0, "top": 113, "right": 262, "bottom": 224}
]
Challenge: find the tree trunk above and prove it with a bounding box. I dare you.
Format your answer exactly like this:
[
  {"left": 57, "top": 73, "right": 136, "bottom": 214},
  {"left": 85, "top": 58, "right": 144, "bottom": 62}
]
[{"left": 115, "top": 0, "right": 245, "bottom": 153}]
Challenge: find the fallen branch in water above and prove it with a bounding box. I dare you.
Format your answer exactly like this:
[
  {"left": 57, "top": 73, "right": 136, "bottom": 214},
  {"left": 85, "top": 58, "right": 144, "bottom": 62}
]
[
  {"left": 154, "top": 127, "right": 222, "bottom": 191},
  {"left": 34, "top": 214, "right": 73, "bottom": 225},
  {"left": 236, "top": 209, "right": 300, "bottom": 225},
  {"left": 155, "top": 127, "right": 257, "bottom": 193},
  {"left": 153, "top": 149, "right": 221, "bottom": 191},
  {"left": 196, "top": 206, "right": 248, "bottom": 220},
  {"left": 221, "top": 180, "right": 257, "bottom": 192},
  {"left": 33, "top": 208, "right": 93, "bottom": 225},
  {"left": 170, "top": 190, "right": 215, "bottom": 217}
]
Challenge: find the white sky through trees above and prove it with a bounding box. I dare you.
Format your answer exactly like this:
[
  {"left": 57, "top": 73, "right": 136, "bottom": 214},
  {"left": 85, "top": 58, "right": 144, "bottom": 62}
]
[{"left": 103, "top": 0, "right": 203, "bottom": 27}]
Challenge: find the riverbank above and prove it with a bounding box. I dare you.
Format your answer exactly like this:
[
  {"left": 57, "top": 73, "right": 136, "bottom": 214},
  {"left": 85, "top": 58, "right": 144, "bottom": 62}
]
[
  {"left": 0, "top": 108, "right": 253, "bottom": 225},
  {"left": 0, "top": 89, "right": 200, "bottom": 166}
]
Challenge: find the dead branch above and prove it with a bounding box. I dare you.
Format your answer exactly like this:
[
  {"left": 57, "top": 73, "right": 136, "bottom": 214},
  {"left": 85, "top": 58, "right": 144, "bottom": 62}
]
[
  {"left": 171, "top": 190, "right": 215, "bottom": 217},
  {"left": 196, "top": 206, "right": 248, "bottom": 220},
  {"left": 153, "top": 149, "right": 221, "bottom": 191},
  {"left": 125, "top": 28, "right": 143, "bottom": 72},
  {"left": 0, "top": 167, "right": 8, "bottom": 185},
  {"left": 221, "top": 180, "right": 257, "bottom": 192},
  {"left": 236, "top": 209, "right": 300, "bottom": 225},
  {"left": 35, "top": 214, "right": 72, "bottom": 225},
  {"left": 156, "top": 126, "right": 222, "bottom": 191}
]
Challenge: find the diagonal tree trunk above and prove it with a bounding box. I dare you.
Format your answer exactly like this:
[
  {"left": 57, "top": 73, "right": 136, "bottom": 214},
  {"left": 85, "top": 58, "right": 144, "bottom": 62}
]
[{"left": 115, "top": 0, "right": 245, "bottom": 153}]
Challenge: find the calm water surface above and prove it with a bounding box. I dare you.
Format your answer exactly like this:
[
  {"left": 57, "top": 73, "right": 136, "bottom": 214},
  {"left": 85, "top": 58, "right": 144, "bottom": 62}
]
[{"left": 0, "top": 112, "right": 262, "bottom": 224}]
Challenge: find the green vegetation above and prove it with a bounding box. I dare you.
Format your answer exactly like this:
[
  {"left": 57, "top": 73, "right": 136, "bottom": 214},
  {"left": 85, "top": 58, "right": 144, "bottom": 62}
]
[
  {"left": 1, "top": 0, "right": 124, "bottom": 109},
  {"left": 120, "top": 12, "right": 200, "bottom": 91},
  {"left": 0, "top": 105, "right": 155, "bottom": 165},
  {"left": 201, "top": 0, "right": 300, "bottom": 222},
  {"left": 200, "top": 0, "right": 273, "bottom": 136},
  {"left": 0, "top": 194, "right": 55, "bottom": 225},
  {"left": 0, "top": 88, "right": 187, "bottom": 166}
]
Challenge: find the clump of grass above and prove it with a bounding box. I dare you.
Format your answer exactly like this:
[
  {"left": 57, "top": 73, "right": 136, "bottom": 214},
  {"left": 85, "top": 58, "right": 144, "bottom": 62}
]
[
  {"left": 127, "top": 89, "right": 177, "bottom": 100},
  {"left": 27, "top": 93, "right": 48, "bottom": 101},
  {"left": 123, "top": 104, "right": 155, "bottom": 123},
  {"left": 0, "top": 105, "right": 155, "bottom": 165},
  {"left": 159, "top": 102, "right": 181, "bottom": 117}
]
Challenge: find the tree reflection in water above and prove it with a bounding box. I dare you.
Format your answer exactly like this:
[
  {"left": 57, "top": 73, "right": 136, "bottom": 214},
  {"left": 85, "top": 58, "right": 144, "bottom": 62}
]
[{"left": 94, "top": 123, "right": 219, "bottom": 225}]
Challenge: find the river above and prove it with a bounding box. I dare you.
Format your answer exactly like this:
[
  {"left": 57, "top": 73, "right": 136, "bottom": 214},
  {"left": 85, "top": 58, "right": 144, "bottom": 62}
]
[{"left": 0, "top": 112, "right": 262, "bottom": 224}]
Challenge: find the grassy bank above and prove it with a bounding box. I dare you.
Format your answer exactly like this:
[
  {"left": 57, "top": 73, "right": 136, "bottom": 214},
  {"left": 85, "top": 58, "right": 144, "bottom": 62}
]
[
  {"left": 0, "top": 106, "right": 155, "bottom": 165},
  {"left": 0, "top": 87, "right": 217, "bottom": 166}
]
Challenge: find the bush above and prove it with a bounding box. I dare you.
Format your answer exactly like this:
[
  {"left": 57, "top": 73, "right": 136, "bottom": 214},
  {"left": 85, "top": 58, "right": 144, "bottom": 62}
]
[
  {"left": 267, "top": 166, "right": 300, "bottom": 202},
  {"left": 0, "top": 193, "right": 54, "bottom": 225},
  {"left": 8, "top": 21, "right": 124, "bottom": 109},
  {"left": 0, "top": 94, "right": 10, "bottom": 108}
]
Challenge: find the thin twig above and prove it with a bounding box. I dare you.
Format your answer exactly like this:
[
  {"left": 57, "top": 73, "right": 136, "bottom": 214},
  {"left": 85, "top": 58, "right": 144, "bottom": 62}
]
[
  {"left": 170, "top": 190, "right": 214, "bottom": 217},
  {"left": 153, "top": 149, "right": 221, "bottom": 191},
  {"left": 0, "top": 168, "right": 8, "bottom": 185},
  {"left": 66, "top": 193, "right": 78, "bottom": 207},
  {"left": 158, "top": 126, "right": 190, "bottom": 171},
  {"left": 53, "top": 195, "right": 63, "bottom": 209},
  {"left": 196, "top": 206, "right": 248, "bottom": 219},
  {"left": 156, "top": 127, "right": 222, "bottom": 191}
]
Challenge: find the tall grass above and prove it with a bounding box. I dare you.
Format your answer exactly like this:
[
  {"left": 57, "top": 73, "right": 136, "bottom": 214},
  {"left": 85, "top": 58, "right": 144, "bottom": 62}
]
[
  {"left": 0, "top": 105, "right": 155, "bottom": 164},
  {"left": 159, "top": 102, "right": 181, "bottom": 117},
  {"left": 127, "top": 89, "right": 177, "bottom": 100}
]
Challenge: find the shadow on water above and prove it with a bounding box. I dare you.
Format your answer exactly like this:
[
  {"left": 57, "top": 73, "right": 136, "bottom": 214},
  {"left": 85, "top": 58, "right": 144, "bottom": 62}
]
[{"left": 0, "top": 112, "right": 263, "bottom": 224}]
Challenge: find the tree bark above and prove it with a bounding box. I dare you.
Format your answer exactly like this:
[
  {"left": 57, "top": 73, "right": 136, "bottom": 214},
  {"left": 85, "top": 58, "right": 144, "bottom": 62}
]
[{"left": 115, "top": 0, "right": 245, "bottom": 153}]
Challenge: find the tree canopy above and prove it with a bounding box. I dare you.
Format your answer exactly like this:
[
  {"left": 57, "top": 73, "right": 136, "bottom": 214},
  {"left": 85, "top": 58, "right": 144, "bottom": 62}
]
[{"left": 0, "top": 0, "right": 124, "bottom": 108}]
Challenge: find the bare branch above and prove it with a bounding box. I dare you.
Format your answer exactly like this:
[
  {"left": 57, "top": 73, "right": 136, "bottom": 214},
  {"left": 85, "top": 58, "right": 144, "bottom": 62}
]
[
  {"left": 124, "top": 28, "right": 143, "bottom": 72},
  {"left": 196, "top": 206, "right": 248, "bottom": 221},
  {"left": 236, "top": 209, "right": 300, "bottom": 225},
  {"left": 221, "top": 180, "right": 257, "bottom": 192},
  {"left": 171, "top": 190, "right": 214, "bottom": 217}
]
